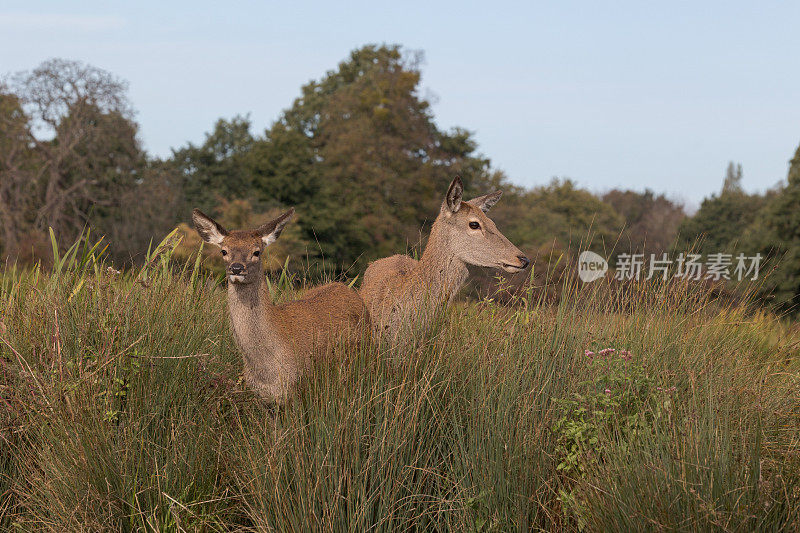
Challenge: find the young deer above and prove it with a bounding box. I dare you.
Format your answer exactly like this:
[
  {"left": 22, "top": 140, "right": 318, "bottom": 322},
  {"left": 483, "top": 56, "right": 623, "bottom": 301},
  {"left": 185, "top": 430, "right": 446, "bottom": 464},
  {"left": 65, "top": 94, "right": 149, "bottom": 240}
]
[
  {"left": 360, "top": 176, "right": 529, "bottom": 348},
  {"left": 192, "top": 208, "right": 367, "bottom": 403}
]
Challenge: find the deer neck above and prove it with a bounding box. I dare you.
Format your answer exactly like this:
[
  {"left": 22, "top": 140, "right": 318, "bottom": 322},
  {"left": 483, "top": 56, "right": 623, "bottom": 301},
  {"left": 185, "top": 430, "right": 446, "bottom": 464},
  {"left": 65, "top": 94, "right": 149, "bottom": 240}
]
[
  {"left": 418, "top": 220, "right": 469, "bottom": 304},
  {"left": 226, "top": 278, "right": 284, "bottom": 366}
]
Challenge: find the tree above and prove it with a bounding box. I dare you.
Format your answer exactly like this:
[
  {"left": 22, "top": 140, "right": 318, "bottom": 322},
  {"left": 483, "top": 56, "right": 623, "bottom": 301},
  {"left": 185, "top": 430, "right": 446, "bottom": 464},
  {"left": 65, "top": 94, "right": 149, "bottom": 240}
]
[
  {"left": 602, "top": 189, "right": 686, "bottom": 256},
  {"left": 0, "top": 92, "right": 35, "bottom": 257},
  {"left": 466, "top": 178, "right": 626, "bottom": 301},
  {"left": 743, "top": 145, "right": 800, "bottom": 315},
  {"left": 248, "top": 44, "right": 498, "bottom": 270},
  {"left": 0, "top": 59, "right": 143, "bottom": 261},
  {"left": 169, "top": 115, "right": 255, "bottom": 216},
  {"left": 483, "top": 178, "right": 623, "bottom": 256},
  {"left": 96, "top": 163, "right": 184, "bottom": 263},
  {"left": 722, "top": 161, "right": 744, "bottom": 194},
  {"left": 673, "top": 164, "right": 768, "bottom": 257}
]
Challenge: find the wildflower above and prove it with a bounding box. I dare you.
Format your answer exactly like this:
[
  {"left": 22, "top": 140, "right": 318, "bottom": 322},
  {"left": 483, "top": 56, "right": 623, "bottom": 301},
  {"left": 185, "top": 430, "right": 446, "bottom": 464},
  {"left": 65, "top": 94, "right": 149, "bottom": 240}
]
[
  {"left": 619, "top": 349, "right": 632, "bottom": 361},
  {"left": 584, "top": 349, "right": 595, "bottom": 358},
  {"left": 604, "top": 388, "right": 611, "bottom": 394},
  {"left": 598, "top": 348, "right": 615, "bottom": 356}
]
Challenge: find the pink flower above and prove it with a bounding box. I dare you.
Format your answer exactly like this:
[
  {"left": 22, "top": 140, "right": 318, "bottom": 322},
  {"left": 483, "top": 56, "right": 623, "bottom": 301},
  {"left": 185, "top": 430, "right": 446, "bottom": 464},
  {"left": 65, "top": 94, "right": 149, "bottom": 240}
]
[
  {"left": 599, "top": 348, "right": 616, "bottom": 356},
  {"left": 619, "top": 350, "right": 632, "bottom": 361},
  {"left": 584, "top": 349, "right": 595, "bottom": 358},
  {"left": 604, "top": 388, "right": 611, "bottom": 394}
]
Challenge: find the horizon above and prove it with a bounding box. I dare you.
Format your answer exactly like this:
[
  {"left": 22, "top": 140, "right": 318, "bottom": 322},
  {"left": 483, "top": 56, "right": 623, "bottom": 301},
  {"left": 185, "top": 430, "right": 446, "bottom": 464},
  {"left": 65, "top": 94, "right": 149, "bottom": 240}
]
[{"left": 2, "top": 1, "right": 798, "bottom": 206}]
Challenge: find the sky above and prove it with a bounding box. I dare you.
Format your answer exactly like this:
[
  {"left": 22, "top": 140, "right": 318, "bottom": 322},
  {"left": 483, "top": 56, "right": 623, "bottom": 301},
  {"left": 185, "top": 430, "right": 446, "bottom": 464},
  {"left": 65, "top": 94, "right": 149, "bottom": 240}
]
[{"left": 2, "top": 1, "right": 798, "bottom": 207}]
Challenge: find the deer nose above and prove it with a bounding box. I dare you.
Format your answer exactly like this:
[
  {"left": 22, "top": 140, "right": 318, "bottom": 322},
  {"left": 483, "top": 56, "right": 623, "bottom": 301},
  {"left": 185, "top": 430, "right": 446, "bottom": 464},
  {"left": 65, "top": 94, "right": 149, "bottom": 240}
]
[
  {"left": 518, "top": 255, "right": 530, "bottom": 269},
  {"left": 229, "top": 263, "right": 245, "bottom": 275}
]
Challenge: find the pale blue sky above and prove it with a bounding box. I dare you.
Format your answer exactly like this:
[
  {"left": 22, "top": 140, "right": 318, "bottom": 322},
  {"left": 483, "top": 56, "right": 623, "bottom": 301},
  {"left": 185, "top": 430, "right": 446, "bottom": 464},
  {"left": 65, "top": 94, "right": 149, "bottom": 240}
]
[{"left": 2, "top": 1, "right": 798, "bottom": 205}]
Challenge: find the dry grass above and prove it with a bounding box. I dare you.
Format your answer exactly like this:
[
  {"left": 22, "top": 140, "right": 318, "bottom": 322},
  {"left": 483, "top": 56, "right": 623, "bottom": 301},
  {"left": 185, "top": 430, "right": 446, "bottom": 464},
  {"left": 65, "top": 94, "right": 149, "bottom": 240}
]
[{"left": 1, "top": 233, "right": 799, "bottom": 531}]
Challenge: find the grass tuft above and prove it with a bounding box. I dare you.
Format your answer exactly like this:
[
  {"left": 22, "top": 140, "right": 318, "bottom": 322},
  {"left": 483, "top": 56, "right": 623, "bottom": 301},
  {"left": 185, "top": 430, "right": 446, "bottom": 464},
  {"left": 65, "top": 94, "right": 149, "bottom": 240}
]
[{"left": 1, "top": 234, "right": 798, "bottom": 530}]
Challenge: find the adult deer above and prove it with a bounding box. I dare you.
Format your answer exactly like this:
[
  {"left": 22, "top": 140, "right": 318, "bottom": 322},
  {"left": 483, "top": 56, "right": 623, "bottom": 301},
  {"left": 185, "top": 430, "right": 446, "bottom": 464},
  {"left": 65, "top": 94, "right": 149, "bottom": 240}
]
[
  {"left": 192, "top": 208, "right": 367, "bottom": 403},
  {"left": 360, "top": 176, "right": 529, "bottom": 348}
]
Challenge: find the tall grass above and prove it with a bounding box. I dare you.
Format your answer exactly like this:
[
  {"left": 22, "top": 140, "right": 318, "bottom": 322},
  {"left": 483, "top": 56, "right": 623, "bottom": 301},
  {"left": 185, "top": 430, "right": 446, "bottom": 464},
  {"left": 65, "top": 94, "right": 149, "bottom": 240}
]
[{"left": 1, "top": 233, "right": 798, "bottom": 531}]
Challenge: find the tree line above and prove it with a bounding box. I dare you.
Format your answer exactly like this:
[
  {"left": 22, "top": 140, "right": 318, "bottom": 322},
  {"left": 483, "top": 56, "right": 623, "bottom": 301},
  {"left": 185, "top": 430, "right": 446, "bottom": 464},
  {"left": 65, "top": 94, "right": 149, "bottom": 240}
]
[{"left": 1, "top": 45, "right": 797, "bottom": 315}]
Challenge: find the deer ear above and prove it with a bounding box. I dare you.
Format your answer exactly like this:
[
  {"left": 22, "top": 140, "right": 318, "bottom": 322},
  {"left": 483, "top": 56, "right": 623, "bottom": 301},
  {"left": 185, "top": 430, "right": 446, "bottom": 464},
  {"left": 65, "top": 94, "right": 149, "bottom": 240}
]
[
  {"left": 443, "top": 176, "right": 463, "bottom": 213},
  {"left": 468, "top": 191, "right": 503, "bottom": 213},
  {"left": 192, "top": 209, "right": 228, "bottom": 245},
  {"left": 258, "top": 207, "right": 295, "bottom": 246}
]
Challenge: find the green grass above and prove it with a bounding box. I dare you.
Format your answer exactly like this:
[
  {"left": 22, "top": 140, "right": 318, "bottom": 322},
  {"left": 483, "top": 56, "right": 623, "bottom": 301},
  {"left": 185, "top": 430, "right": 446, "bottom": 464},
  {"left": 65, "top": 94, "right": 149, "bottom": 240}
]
[{"left": 1, "top": 234, "right": 799, "bottom": 531}]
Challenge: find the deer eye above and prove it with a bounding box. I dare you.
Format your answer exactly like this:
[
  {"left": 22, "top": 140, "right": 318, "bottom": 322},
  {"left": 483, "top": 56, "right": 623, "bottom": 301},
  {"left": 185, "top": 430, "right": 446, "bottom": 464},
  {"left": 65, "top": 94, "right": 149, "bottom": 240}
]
[
  {"left": 469, "top": 221, "right": 480, "bottom": 230},
  {"left": 253, "top": 250, "right": 260, "bottom": 257},
  {"left": 221, "top": 249, "right": 228, "bottom": 256}
]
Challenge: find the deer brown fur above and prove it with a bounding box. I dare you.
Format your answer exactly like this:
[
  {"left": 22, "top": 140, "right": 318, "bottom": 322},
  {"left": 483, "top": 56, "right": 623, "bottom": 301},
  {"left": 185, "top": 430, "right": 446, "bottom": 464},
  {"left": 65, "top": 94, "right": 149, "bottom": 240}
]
[
  {"left": 193, "top": 208, "right": 367, "bottom": 403},
  {"left": 360, "top": 176, "right": 529, "bottom": 348}
]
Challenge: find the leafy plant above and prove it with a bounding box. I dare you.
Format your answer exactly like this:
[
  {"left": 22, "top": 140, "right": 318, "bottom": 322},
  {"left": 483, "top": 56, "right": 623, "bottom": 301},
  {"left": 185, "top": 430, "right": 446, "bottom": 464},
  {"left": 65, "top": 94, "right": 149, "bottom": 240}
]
[{"left": 553, "top": 347, "right": 674, "bottom": 528}]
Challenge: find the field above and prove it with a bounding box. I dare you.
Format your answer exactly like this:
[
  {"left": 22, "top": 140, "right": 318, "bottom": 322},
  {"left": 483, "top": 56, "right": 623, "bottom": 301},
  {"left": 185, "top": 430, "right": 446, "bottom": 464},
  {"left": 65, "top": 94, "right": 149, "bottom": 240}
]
[{"left": 1, "top": 234, "right": 799, "bottom": 532}]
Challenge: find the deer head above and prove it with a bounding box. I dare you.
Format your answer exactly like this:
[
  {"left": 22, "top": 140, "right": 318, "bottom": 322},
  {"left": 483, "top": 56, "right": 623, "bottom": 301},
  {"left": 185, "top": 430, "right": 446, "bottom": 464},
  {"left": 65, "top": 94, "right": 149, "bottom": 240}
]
[
  {"left": 192, "top": 208, "right": 295, "bottom": 284},
  {"left": 437, "top": 176, "right": 529, "bottom": 273}
]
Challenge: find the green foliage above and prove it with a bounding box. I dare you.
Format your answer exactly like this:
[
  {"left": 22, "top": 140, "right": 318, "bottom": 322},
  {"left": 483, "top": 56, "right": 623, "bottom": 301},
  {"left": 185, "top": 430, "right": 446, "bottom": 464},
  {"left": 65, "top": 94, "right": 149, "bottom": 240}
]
[
  {"left": 666, "top": 154, "right": 800, "bottom": 317},
  {"left": 169, "top": 115, "right": 256, "bottom": 216},
  {"left": 249, "top": 121, "right": 318, "bottom": 207},
  {"left": 675, "top": 192, "right": 763, "bottom": 256},
  {"left": 742, "top": 146, "right": 800, "bottom": 315},
  {"left": 554, "top": 349, "right": 655, "bottom": 474},
  {"left": 553, "top": 347, "right": 668, "bottom": 528},
  {"left": 490, "top": 178, "right": 624, "bottom": 267}
]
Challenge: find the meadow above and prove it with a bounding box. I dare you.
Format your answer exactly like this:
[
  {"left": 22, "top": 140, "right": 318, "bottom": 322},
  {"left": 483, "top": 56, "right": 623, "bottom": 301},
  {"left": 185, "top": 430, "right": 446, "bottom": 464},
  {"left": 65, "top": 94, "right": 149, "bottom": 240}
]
[{"left": 1, "top": 233, "right": 799, "bottom": 531}]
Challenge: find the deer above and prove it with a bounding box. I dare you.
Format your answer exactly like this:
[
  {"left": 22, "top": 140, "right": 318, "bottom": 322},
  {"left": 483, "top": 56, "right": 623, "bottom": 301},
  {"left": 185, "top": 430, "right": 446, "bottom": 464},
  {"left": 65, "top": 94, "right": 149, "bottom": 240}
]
[
  {"left": 360, "top": 175, "right": 529, "bottom": 349},
  {"left": 192, "top": 208, "right": 367, "bottom": 404}
]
